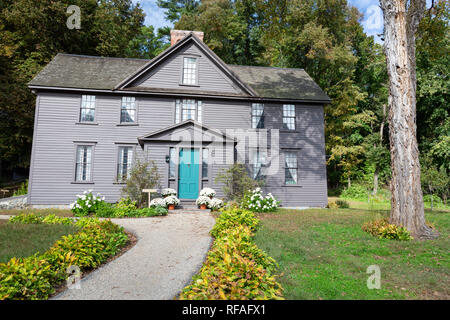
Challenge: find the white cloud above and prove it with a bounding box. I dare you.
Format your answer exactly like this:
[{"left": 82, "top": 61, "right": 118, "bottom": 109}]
[{"left": 132, "top": 0, "right": 173, "bottom": 29}]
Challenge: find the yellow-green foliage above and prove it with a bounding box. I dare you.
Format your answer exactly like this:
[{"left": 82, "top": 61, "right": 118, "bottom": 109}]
[
  {"left": 0, "top": 214, "right": 128, "bottom": 300},
  {"left": 180, "top": 208, "right": 283, "bottom": 300},
  {"left": 362, "top": 218, "right": 413, "bottom": 241}
]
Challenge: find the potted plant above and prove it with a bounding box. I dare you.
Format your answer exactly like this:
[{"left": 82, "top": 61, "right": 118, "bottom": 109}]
[
  {"left": 164, "top": 195, "right": 180, "bottom": 210},
  {"left": 199, "top": 187, "right": 216, "bottom": 199},
  {"left": 196, "top": 196, "right": 211, "bottom": 210},
  {"left": 161, "top": 188, "right": 177, "bottom": 198}
]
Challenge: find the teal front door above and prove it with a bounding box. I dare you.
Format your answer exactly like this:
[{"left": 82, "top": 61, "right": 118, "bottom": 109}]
[{"left": 178, "top": 148, "right": 199, "bottom": 199}]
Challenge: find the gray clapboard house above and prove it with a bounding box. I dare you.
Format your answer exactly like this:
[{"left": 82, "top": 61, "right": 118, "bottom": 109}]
[{"left": 27, "top": 30, "right": 330, "bottom": 208}]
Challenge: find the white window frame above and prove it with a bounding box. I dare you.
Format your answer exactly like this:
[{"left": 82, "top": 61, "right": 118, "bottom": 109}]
[
  {"left": 79, "top": 95, "right": 96, "bottom": 123},
  {"left": 251, "top": 103, "right": 264, "bottom": 129},
  {"left": 182, "top": 56, "right": 198, "bottom": 85},
  {"left": 73, "top": 143, "right": 96, "bottom": 183},
  {"left": 282, "top": 104, "right": 296, "bottom": 130},
  {"left": 284, "top": 151, "right": 298, "bottom": 185},
  {"left": 120, "top": 96, "right": 137, "bottom": 124},
  {"left": 116, "top": 146, "right": 134, "bottom": 182},
  {"left": 175, "top": 99, "right": 202, "bottom": 123}
]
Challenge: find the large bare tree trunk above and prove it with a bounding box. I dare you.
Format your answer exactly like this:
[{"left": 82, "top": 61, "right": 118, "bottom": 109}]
[{"left": 379, "top": 0, "right": 438, "bottom": 239}]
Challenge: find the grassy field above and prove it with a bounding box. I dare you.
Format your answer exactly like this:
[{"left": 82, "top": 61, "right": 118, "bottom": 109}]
[
  {"left": 254, "top": 204, "right": 449, "bottom": 300},
  {"left": 0, "top": 219, "right": 79, "bottom": 263}
]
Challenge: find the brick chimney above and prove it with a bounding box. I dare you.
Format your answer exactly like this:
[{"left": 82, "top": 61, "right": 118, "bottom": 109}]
[{"left": 170, "top": 30, "right": 204, "bottom": 46}]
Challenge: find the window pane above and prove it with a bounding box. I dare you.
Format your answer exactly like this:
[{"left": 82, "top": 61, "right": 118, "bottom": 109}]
[
  {"left": 117, "top": 147, "right": 133, "bottom": 181},
  {"left": 80, "top": 95, "right": 95, "bottom": 122},
  {"left": 202, "top": 148, "right": 208, "bottom": 178},
  {"left": 251, "top": 104, "right": 264, "bottom": 129},
  {"left": 253, "top": 150, "right": 266, "bottom": 179},
  {"left": 169, "top": 147, "right": 176, "bottom": 178},
  {"left": 183, "top": 57, "right": 197, "bottom": 85},
  {"left": 121, "top": 97, "right": 136, "bottom": 123},
  {"left": 282, "top": 104, "right": 295, "bottom": 130},
  {"left": 285, "top": 152, "right": 297, "bottom": 184},
  {"left": 197, "top": 100, "right": 202, "bottom": 123},
  {"left": 175, "top": 100, "right": 180, "bottom": 124},
  {"left": 181, "top": 99, "right": 196, "bottom": 121},
  {"left": 75, "top": 145, "right": 92, "bottom": 181}
]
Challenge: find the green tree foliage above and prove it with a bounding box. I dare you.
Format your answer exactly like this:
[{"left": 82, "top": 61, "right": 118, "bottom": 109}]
[
  {"left": 0, "top": 0, "right": 144, "bottom": 171},
  {"left": 125, "top": 25, "right": 170, "bottom": 59}
]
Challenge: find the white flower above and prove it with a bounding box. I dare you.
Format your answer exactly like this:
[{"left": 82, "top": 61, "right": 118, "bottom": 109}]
[
  {"left": 199, "top": 188, "right": 216, "bottom": 197},
  {"left": 196, "top": 196, "right": 211, "bottom": 206},
  {"left": 161, "top": 188, "right": 177, "bottom": 197},
  {"left": 209, "top": 198, "right": 223, "bottom": 210},
  {"left": 102, "top": 196, "right": 105, "bottom": 201},
  {"left": 164, "top": 195, "right": 180, "bottom": 206},
  {"left": 150, "top": 198, "right": 166, "bottom": 207}
]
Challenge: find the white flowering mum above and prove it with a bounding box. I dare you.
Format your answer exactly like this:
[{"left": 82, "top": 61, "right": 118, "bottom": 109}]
[
  {"left": 199, "top": 187, "right": 216, "bottom": 198},
  {"left": 161, "top": 188, "right": 177, "bottom": 197},
  {"left": 164, "top": 195, "right": 180, "bottom": 206},
  {"left": 209, "top": 198, "right": 223, "bottom": 210},
  {"left": 196, "top": 196, "right": 211, "bottom": 206},
  {"left": 150, "top": 197, "right": 166, "bottom": 207},
  {"left": 242, "top": 188, "right": 279, "bottom": 212}
]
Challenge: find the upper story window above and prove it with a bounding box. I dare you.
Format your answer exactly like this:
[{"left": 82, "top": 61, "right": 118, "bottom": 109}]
[
  {"left": 120, "top": 97, "right": 136, "bottom": 123},
  {"left": 182, "top": 57, "right": 197, "bottom": 85},
  {"left": 283, "top": 104, "right": 296, "bottom": 130},
  {"left": 285, "top": 152, "right": 298, "bottom": 184},
  {"left": 175, "top": 99, "right": 202, "bottom": 123},
  {"left": 117, "top": 146, "right": 134, "bottom": 182},
  {"left": 251, "top": 103, "right": 264, "bottom": 129},
  {"left": 80, "top": 95, "right": 95, "bottom": 122},
  {"left": 75, "top": 145, "right": 93, "bottom": 182}
]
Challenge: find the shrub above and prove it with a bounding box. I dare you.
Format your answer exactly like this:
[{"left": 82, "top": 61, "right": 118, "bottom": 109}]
[
  {"left": 12, "top": 180, "right": 28, "bottom": 197},
  {"left": 127, "top": 207, "right": 168, "bottom": 217},
  {"left": 179, "top": 208, "right": 283, "bottom": 300},
  {"left": 335, "top": 199, "right": 349, "bottom": 208},
  {"left": 70, "top": 191, "right": 106, "bottom": 217},
  {"left": 9, "top": 213, "right": 42, "bottom": 224},
  {"left": 0, "top": 215, "right": 128, "bottom": 300},
  {"left": 93, "top": 202, "right": 116, "bottom": 218},
  {"left": 121, "top": 159, "right": 161, "bottom": 207},
  {"left": 327, "top": 200, "right": 338, "bottom": 209},
  {"left": 114, "top": 197, "right": 137, "bottom": 217},
  {"left": 215, "top": 163, "right": 262, "bottom": 202},
  {"left": 241, "top": 188, "right": 279, "bottom": 212},
  {"left": 340, "top": 184, "right": 368, "bottom": 200},
  {"left": 362, "top": 219, "right": 413, "bottom": 241},
  {"left": 41, "top": 214, "right": 73, "bottom": 225}
]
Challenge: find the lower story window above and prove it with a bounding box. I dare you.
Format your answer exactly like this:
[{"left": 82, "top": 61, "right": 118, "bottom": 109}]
[
  {"left": 169, "top": 147, "right": 176, "bottom": 178},
  {"left": 253, "top": 150, "right": 266, "bottom": 180},
  {"left": 117, "top": 146, "right": 134, "bottom": 182},
  {"left": 202, "top": 148, "right": 208, "bottom": 178},
  {"left": 285, "top": 152, "right": 298, "bottom": 184},
  {"left": 75, "top": 145, "right": 93, "bottom": 181}
]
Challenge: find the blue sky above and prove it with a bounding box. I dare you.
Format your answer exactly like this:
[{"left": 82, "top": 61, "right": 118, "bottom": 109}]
[{"left": 132, "top": 0, "right": 434, "bottom": 44}]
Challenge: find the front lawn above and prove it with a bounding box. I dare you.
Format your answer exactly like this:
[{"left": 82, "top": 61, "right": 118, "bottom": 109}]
[
  {"left": 0, "top": 219, "right": 79, "bottom": 263},
  {"left": 254, "top": 207, "right": 449, "bottom": 300},
  {"left": 0, "top": 208, "right": 73, "bottom": 217}
]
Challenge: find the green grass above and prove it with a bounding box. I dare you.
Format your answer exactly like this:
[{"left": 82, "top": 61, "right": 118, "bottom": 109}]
[
  {"left": 0, "top": 208, "right": 74, "bottom": 217},
  {"left": 254, "top": 206, "right": 449, "bottom": 300},
  {"left": 0, "top": 220, "right": 79, "bottom": 263}
]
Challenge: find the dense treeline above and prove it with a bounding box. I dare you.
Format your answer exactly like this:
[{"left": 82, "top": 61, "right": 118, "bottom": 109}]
[{"left": 0, "top": 0, "right": 448, "bottom": 201}]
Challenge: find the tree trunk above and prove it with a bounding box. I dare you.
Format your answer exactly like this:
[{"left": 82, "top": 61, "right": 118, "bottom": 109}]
[
  {"left": 380, "top": 0, "right": 438, "bottom": 239},
  {"left": 348, "top": 176, "right": 351, "bottom": 189}
]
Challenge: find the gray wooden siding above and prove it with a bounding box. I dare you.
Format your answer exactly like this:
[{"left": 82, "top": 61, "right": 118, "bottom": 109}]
[
  {"left": 29, "top": 92, "right": 327, "bottom": 207},
  {"left": 131, "top": 42, "right": 243, "bottom": 94}
]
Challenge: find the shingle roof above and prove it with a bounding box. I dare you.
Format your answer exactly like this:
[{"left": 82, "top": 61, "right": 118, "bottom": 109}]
[
  {"left": 29, "top": 53, "right": 148, "bottom": 90},
  {"left": 29, "top": 52, "right": 330, "bottom": 102},
  {"left": 227, "top": 65, "right": 330, "bottom": 101}
]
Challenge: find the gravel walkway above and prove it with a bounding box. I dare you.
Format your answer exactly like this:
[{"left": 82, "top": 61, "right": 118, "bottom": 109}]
[{"left": 52, "top": 211, "right": 215, "bottom": 300}]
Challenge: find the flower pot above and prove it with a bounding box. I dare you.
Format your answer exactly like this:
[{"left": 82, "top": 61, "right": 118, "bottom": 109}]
[
  {"left": 200, "top": 204, "right": 207, "bottom": 210},
  {"left": 168, "top": 204, "right": 175, "bottom": 210}
]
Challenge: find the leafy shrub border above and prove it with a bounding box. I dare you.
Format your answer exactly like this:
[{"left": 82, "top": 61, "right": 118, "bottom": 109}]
[
  {"left": 1, "top": 214, "right": 129, "bottom": 300},
  {"left": 362, "top": 218, "right": 413, "bottom": 241},
  {"left": 179, "top": 208, "right": 284, "bottom": 300}
]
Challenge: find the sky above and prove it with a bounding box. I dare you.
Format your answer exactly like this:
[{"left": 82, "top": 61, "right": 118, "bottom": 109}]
[{"left": 132, "top": 0, "right": 434, "bottom": 44}]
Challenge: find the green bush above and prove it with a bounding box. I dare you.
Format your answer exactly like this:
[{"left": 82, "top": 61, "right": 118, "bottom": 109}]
[
  {"left": 0, "top": 214, "right": 128, "bottom": 300},
  {"left": 362, "top": 218, "right": 413, "bottom": 241},
  {"left": 9, "top": 213, "right": 43, "bottom": 224},
  {"left": 335, "top": 199, "right": 349, "bottom": 208},
  {"left": 93, "top": 202, "right": 116, "bottom": 218},
  {"left": 180, "top": 208, "right": 283, "bottom": 300},
  {"left": 12, "top": 180, "right": 28, "bottom": 197},
  {"left": 123, "top": 207, "right": 168, "bottom": 217},
  {"left": 113, "top": 197, "right": 137, "bottom": 217},
  {"left": 340, "top": 184, "right": 368, "bottom": 200},
  {"left": 423, "top": 194, "right": 443, "bottom": 205},
  {"left": 70, "top": 191, "right": 107, "bottom": 217}
]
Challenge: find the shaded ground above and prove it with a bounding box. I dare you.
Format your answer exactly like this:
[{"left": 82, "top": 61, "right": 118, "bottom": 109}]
[{"left": 254, "top": 206, "right": 449, "bottom": 300}]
